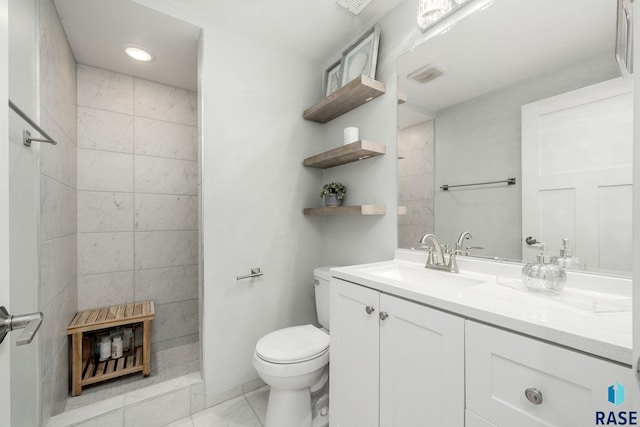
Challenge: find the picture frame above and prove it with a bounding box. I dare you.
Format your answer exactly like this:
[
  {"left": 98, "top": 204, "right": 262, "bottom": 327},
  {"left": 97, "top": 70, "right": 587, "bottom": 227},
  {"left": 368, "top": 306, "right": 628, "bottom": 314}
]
[
  {"left": 615, "top": 0, "right": 633, "bottom": 78},
  {"left": 324, "top": 60, "right": 342, "bottom": 97},
  {"left": 339, "top": 24, "right": 381, "bottom": 86}
]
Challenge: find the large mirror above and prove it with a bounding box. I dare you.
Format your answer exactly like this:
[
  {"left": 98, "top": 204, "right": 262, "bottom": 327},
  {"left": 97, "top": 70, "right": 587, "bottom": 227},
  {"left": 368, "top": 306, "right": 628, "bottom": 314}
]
[{"left": 397, "top": 0, "right": 633, "bottom": 277}]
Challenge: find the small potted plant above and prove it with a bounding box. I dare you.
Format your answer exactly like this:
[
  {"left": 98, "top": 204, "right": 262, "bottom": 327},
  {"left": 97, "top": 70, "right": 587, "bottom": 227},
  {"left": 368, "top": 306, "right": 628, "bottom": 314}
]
[{"left": 321, "top": 182, "right": 346, "bottom": 207}]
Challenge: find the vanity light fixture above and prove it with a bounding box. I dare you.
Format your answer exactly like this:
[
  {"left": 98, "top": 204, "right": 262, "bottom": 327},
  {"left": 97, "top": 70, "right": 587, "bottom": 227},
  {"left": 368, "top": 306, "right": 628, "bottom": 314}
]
[
  {"left": 417, "top": 0, "right": 475, "bottom": 32},
  {"left": 124, "top": 45, "right": 154, "bottom": 62}
]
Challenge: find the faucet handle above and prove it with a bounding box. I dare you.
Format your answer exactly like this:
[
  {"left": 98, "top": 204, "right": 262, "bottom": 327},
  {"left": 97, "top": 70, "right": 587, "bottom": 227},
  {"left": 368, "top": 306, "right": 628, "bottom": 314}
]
[
  {"left": 426, "top": 247, "right": 435, "bottom": 266},
  {"left": 442, "top": 244, "right": 450, "bottom": 255}
]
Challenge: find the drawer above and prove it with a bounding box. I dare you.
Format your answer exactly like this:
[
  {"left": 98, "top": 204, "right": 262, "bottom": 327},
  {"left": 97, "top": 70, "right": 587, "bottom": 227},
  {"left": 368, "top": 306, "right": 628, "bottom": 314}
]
[{"left": 465, "top": 321, "right": 636, "bottom": 427}]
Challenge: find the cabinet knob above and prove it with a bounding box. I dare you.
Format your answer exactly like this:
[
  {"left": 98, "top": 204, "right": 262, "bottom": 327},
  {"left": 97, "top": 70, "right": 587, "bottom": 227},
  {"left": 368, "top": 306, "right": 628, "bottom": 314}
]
[
  {"left": 365, "top": 306, "right": 375, "bottom": 314},
  {"left": 524, "top": 388, "right": 543, "bottom": 405},
  {"left": 313, "top": 279, "right": 319, "bottom": 286},
  {"left": 379, "top": 312, "right": 389, "bottom": 320}
]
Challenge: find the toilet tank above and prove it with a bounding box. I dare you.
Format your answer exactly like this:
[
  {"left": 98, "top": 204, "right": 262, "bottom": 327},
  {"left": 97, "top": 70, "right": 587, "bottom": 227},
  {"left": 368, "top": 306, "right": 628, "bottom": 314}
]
[{"left": 314, "top": 267, "right": 333, "bottom": 330}]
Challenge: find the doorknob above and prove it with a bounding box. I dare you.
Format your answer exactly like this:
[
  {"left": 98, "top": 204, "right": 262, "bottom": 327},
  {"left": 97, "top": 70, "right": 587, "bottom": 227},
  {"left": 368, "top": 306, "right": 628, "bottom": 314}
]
[{"left": 0, "top": 306, "right": 43, "bottom": 346}]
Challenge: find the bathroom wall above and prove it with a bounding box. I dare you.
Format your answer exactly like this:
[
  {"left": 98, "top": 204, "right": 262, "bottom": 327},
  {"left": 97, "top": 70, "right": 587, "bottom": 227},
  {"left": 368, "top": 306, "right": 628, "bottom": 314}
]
[
  {"left": 38, "top": 0, "right": 78, "bottom": 422},
  {"left": 433, "top": 53, "right": 619, "bottom": 260},
  {"left": 76, "top": 64, "right": 199, "bottom": 352},
  {"left": 398, "top": 120, "right": 434, "bottom": 249}
]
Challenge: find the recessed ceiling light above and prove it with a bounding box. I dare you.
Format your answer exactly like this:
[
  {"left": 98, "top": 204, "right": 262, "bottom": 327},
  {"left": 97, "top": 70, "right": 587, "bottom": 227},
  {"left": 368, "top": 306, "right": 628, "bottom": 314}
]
[{"left": 124, "top": 45, "right": 153, "bottom": 62}]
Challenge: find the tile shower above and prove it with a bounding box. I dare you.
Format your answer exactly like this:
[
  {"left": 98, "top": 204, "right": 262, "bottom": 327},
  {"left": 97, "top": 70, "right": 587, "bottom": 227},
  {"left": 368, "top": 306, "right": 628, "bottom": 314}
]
[{"left": 76, "top": 64, "right": 199, "bottom": 354}]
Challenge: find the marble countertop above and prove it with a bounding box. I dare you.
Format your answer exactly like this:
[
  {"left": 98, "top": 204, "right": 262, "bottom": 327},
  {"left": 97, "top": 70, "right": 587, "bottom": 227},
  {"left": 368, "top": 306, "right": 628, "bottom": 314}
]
[{"left": 331, "top": 249, "right": 633, "bottom": 365}]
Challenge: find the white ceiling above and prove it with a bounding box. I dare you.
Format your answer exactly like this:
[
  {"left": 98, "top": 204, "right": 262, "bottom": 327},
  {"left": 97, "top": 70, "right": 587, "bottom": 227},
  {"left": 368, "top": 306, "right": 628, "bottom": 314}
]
[
  {"left": 397, "top": 0, "right": 618, "bottom": 120},
  {"left": 53, "top": 0, "right": 406, "bottom": 91}
]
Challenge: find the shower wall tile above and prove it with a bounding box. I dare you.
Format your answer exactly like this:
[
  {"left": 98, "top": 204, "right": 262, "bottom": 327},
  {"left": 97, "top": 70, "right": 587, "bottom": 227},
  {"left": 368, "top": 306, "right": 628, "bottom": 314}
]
[
  {"left": 135, "top": 231, "right": 198, "bottom": 270},
  {"left": 135, "top": 194, "right": 197, "bottom": 231},
  {"left": 40, "top": 108, "right": 77, "bottom": 188},
  {"left": 78, "top": 106, "right": 134, "bottom": 153},
  {"left": 39, "top": 234, "right": 77, "bottom": 308},
  {"left": 134, "top": 79, "right": 197, "bottom": 126},
  {"left": 135, "top": 265, "right": 199, "bottom": 305},
  {"left": 78, "top": 148, "right": 134, "bottom": 192},
  {"left": 78, "top": 191, "right": 134, "bottom": 232},
  {"left": 151, "top": 299, "right": 199, "bottom": 344},
  {"left": 123, "top": 386, "right": 191, "bottom": 427},
  {"left": 78, "top": 232, "right": 134, "bottom": 275},
  {"left": 135, "top": 117, "right": 197, "bottom": 160},
  {"left": 78, "top": 271, "right": 135, "bottom": 311},
  {"left": 41, "top": 340, "right": 72, "bottom": 424},
  {"left": 40, "top": 175, "right": 77, "bottom": 241},
  {"left": 40, "top": 281, "right": 76, "bottom": 381},
  {"left": 135, "top": 156, "right": 198, "bottom": 195},
  {"left": 77, "top": 64, "right": 134, "bottom": 114}
]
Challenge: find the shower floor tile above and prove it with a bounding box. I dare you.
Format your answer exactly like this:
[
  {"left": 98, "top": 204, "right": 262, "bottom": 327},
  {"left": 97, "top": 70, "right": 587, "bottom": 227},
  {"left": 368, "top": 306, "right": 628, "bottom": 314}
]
[{"left": 64, "top": 341, "right": 199, "bottom": 412}]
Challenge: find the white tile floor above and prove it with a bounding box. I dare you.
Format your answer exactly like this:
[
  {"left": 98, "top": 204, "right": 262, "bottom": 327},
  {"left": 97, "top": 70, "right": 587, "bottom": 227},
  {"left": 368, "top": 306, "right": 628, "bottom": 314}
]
[{"left": 167, "top": 386, "right": 269, "bottom": 427}]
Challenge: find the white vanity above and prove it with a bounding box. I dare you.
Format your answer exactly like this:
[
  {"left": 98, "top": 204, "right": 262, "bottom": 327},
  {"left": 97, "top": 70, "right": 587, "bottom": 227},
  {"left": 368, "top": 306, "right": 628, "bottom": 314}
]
[{"left": 329, "top": 250, "right": 635, "bottom": 427}]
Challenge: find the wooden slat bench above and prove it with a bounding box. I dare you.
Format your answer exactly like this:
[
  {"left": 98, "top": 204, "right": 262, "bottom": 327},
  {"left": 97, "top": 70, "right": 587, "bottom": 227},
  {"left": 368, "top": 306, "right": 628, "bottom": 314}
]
[{"left": 67, "top": 300, "right": 155, "bottom": 396}]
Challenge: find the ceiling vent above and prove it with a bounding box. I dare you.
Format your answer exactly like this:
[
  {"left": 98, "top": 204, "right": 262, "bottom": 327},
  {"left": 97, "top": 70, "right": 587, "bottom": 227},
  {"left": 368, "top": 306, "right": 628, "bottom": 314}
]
[
  {"left": 408, "top": 64, "right": 447, "bottom": 84},
  {"left": 336, "top": 0, "right": 373, "bottom": 15}
]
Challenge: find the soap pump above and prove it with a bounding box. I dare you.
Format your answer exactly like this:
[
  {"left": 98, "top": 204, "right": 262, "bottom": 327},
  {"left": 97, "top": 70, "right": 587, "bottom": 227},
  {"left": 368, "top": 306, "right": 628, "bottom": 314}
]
[
  {"left": 550, "top": 238, "right": 585, "bottom": 270},
  {"left": 522, "top": 243, "right": 567, "bottom": 292}
]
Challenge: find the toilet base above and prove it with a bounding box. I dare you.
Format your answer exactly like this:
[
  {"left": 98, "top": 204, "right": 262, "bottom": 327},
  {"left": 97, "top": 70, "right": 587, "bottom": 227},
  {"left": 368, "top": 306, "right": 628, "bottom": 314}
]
[{"left": 265, "top": 387, "right": 312, "bottom": 427}]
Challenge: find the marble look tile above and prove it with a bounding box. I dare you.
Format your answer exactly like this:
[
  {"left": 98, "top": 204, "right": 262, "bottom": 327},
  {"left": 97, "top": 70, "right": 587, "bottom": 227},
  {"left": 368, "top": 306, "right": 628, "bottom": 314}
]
[
  {"left": 124, "top": 387, "right": 191, "bottom": 427},
  {"left": 152, "top": 333, "right": 199, "bottom": 353},
  {"left": 245, "top": 386, "right": 269, "bottom": 426},
  {"left": 134, "top": 117, "right": 197, "bottom": 160},
  {"left": 124, "top": 373, "right": 200, "bottom": 406},
  {"left": 40, "top": 107, "right": 77, "bottom": 188},
  {"left": 398, "top": 173, "right": 434, "bottom": 202},
  {"left": 191, "top": 381, "right": 206, "bottom": 414},
  {"left": 134, "top": 79, "right": 197, "bottom": 126},
  {"left": 134, "top": 265, "right": 198, "bottom": 305},
  {"left": 242, "top": 378, "right": 266, "bottom": 394},
  {"left": 135, "top": 194, "right": 197, "bottom": 231},
  {"left": 39, "top": 233, "right": 76, "bottom": 308},
  {"left": 78, "top": 191, "right": 134, "bottom": 232},
  {"left": 397, "top": 199, "right": 434, "bottom": 227},
  {"left": 134, "top": 156, "right": 197, "bottom": 196},
  {"left": 71, "top": 410, "right": 124, "bottom": 427},
  {"left": 165, "top": 418, "right": 195, "bottom": 427},
  {"left": 78, "top": 232, "right": 134, "bottom": 275},
  {"left": 134, "top": 231, "right": 198, "bottom": 269},
  {"left": 40, "top": 282, "right": 76, "bottom": 381},
  {"left": 192, "top": 396, "right": 262, "bottom": 427},
  {"left": 42, "top": 347, "right": 74, "bottom": 426},
  {"left": 52, "top": 395, "right": 124, "bottom": 427},
  {"left": 151, "top": 300, "right": 199, "bottom": 345},
  {"left": 78, "top": 271, "right": 135, "bottom": 311},
  {"left": 78, "top": 106, "right": 134, "bottom": 153},
  {"left": 78, "top": 149, "right": 134, "bottom": 192},
  {"left": 40, "top": 175, "right": 76, "bottom": 241},
  {"left": 77, "top": 64, "right": 133, "bottom": 114},
  {"left": 39, "top": 0, "right": 77, "bottom": 144}
]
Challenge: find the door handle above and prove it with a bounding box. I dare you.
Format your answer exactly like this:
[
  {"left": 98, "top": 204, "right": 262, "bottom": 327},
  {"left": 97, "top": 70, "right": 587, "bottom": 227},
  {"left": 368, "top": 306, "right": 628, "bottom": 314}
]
[{"left": 0, "top": 306, "right": 43, "bottom": 346}]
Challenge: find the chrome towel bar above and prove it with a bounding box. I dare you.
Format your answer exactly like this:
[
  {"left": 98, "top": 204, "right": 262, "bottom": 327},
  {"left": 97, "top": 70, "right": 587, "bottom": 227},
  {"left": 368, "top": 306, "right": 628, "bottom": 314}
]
[
  {"left": 8, "top": 99, "right": 58, "bottom": 146},
  {"left": 440, "top": 177, "right": 516, "bottom": 191},
  {"left": 236, "top": 267, "right": 263, "bottom": 281}
]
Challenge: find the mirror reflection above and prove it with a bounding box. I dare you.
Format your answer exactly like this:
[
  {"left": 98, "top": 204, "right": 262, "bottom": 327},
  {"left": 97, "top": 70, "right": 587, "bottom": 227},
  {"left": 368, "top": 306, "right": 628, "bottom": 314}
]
[{"left": 397, "top": 0, "right": 633, "bottom": 276}]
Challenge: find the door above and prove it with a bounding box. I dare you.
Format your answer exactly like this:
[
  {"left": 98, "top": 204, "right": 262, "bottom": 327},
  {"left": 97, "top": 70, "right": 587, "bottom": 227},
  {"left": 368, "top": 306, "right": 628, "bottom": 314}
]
[
  {"left": 521, "top": 77, "right": 633, "bottom": 274},
  {"left": 330, "top": 278, "right": 380, "bottom": 427},
  {"left": 379, "top": 294, "right": 464, "bottom": 427}
]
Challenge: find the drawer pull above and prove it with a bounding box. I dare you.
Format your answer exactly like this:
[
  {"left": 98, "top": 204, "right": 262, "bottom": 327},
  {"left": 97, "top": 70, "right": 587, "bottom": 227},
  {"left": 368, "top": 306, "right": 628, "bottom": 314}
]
[
  {"left": 365, "top": 306, "right": 375, "bottom": 314},
  {"left": 525, "top": 388, "right": 543, "bottom": 405},
  {"left": 379, "top": 312, "right": 389, "bottom": 320}
]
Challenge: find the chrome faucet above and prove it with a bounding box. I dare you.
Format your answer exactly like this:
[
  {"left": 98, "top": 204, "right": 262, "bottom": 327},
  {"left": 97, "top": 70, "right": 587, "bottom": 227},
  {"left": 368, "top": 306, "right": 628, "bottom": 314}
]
[{"left": 418, "top": 231, "right": 476, "bottom": 274}]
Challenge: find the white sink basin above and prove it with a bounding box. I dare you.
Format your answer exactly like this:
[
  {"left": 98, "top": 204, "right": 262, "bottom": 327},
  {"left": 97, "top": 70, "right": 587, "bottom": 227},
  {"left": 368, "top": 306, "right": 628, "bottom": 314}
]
[{"left": 359, "top": 262, "right": 486, "bottom": 288}]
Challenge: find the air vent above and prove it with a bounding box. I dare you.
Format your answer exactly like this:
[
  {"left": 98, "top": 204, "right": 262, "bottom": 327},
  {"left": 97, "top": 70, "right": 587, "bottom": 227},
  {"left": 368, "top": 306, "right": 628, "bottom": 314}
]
[
  {"left": 408, "top": 64, "right": 447, "bottom": 84},
  {"left": 336, "top": 0, "right": 373, "bottom": 15}
]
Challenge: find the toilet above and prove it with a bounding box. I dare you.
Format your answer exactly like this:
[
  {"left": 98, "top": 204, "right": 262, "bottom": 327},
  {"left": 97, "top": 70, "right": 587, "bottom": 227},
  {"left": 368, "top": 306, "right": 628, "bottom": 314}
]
[{"left": 253, "top": 267, "right": 332, "bottom": 427}]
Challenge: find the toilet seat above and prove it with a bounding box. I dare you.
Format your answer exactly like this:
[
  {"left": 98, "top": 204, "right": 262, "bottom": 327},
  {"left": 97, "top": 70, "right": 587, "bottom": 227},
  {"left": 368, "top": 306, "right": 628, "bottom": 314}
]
[{"left": 256, "top": 324, "right": 329, "bottom": 364}]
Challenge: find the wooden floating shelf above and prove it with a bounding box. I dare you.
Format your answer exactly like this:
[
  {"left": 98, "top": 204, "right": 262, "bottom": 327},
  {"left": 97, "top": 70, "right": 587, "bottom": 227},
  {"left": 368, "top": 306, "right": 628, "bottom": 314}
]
[
  {"left": 303, "top": 140, "right": 386, "bottom": 169},
  {"left": 304, "top": 205, "right": 386, "bottom": 216},
  {"left": 303, "top": 75, "right": 386, "bottom": 123}
]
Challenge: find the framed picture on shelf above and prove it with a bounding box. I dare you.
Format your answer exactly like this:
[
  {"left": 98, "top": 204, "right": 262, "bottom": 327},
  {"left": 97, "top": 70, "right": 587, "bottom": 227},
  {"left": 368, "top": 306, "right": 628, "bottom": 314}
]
[
  {"left": 340, "top": 24, "right": 381, "bottom": 86},
  {"left": 324, "top": 60, "right": 342, "bottom": 97}
]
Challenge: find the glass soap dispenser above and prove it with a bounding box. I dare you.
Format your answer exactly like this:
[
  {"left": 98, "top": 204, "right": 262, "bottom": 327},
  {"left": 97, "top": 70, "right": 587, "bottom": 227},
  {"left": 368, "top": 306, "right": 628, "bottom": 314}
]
[
  {"left": 550, "top": 238, "right": 585, "bottom": 270},
  {"left": 522, "top": 243, "right": 567, "bottom": 292}
]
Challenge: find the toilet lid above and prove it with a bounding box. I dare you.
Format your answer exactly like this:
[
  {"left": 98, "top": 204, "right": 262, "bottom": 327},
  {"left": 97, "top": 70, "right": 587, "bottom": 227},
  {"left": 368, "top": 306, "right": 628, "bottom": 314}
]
[{"left": 256, "top": 324, "right": 329, "bottom": 364}]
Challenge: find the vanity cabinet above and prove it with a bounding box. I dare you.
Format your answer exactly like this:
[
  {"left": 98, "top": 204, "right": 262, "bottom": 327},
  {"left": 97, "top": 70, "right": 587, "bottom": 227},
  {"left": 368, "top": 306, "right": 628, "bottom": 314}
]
[
  {"left": 330, "top": 278, "right": 465, "bottom": 427},
  {"left": 466, "top": 321, "right": 637, "bottom": 427}
]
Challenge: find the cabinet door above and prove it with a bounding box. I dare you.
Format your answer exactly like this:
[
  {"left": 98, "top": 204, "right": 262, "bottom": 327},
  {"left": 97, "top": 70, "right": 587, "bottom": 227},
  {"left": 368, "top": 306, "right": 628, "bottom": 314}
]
[
  {"left": 466, "top": 410, "right": 498, "bottom": 427},
  {"left": 379, "top": 294, "right": 465, "bottom": 427},
  {"left": 330, "top": 278, "right": 380, "bottom": 427},
  {"left": 466, "top": 321, "right": 638, "bottom": 427}
]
